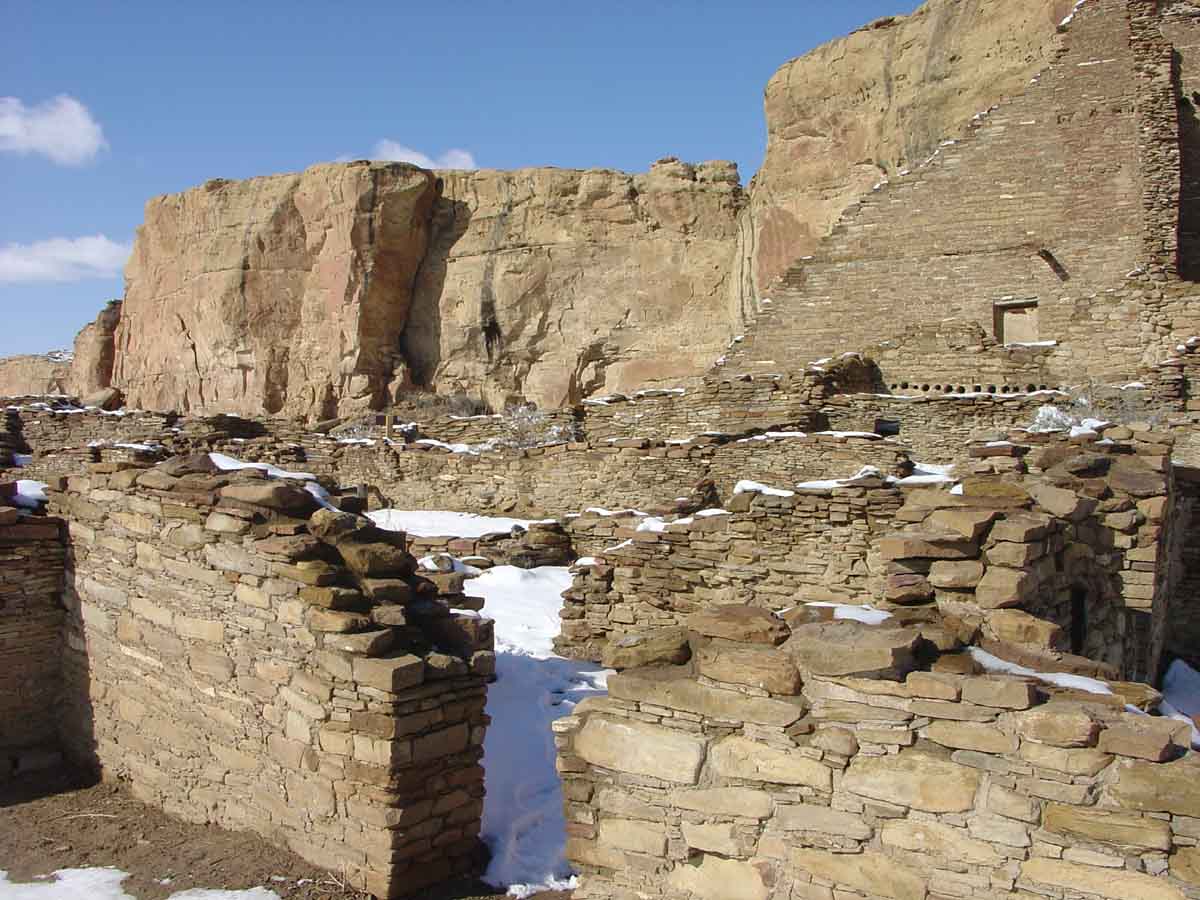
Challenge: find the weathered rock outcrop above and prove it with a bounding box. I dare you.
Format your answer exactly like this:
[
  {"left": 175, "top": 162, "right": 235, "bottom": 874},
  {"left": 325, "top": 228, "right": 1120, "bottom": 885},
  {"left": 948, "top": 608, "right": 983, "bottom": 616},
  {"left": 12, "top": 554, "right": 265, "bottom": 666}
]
[
  {"left": 113, "top": 162, "right": 440, "bottom": 419},
  {"left": 742, "top": 0, "right": 1074, "bottom": 298},
  {"left": 0, "top": 353, "right": 71, "bottom": 397},
  {"left": 407, "top": 159, "right": 745, "bottom": 409},
  {"left": 96, "top": 158, "right": 743, "bottom": 418},
  {"left": 68, "top": 300, "right": 121, "bottom": 397}
]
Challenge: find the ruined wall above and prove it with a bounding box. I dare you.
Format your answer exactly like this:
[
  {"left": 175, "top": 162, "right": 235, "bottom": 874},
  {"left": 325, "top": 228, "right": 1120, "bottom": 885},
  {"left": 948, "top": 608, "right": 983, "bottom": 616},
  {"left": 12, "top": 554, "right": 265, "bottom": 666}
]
[
  {"left": 556, "top": 427, "right": 1175, "bottom": 682},
  {"left": 555, "top": 608, "right": 1200, "bottom": 900},
  {"left": 329, "top": 433, "right": 910, "bottom": 519},
  {"left": 51, "top": 458, "right": 493, "bottom": 898},
  {"left": 0, "top": 511, "right": 65, "bottom": 777},
  {"left": 556, "top": 483, "right": 905, "bottom": 661},
  {"left": 734, "top": 0, "right": 1170, "bottom": 386}
]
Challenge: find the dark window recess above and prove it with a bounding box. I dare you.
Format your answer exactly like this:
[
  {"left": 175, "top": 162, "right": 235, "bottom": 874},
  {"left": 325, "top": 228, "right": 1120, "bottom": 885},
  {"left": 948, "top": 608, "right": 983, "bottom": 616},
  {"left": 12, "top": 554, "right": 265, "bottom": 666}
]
[
  {"left": 1070, "top": 586, "right": 1088, "bottom": 655},
  {"left": 874, "top": 418, "right": 901, "bottom": 437}
]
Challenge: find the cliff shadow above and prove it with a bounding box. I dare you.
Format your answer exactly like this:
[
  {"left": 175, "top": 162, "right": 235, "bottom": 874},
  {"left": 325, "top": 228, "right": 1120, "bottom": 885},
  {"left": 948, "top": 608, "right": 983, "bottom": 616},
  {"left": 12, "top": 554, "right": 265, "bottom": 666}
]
[
  {"left": 402, "top": 195, "right": 474, "bottom": 391},
  {"left": 1180, "top": 89, "right": 1200, "bottom": 280}
]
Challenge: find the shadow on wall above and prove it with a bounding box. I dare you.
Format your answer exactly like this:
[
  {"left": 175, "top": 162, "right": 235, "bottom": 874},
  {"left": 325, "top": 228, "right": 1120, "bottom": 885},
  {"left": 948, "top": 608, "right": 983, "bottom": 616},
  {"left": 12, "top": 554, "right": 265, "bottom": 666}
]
[{"left": 402, "top": 195, "right": 474, "bottom": 392}]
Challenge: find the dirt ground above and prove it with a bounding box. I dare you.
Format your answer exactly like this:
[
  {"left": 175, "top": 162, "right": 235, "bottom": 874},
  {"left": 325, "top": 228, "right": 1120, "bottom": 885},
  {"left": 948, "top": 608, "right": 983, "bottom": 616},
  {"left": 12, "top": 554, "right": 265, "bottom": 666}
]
[{"left": 0, "top": 768, "right": 569, "bottom": 900}]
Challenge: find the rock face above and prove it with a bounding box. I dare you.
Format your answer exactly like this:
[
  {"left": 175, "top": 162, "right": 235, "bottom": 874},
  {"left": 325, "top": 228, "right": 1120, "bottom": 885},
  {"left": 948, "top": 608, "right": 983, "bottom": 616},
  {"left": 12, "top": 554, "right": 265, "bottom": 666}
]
[
  {"left": 95, "top": 157, "right": 743, "bottom": 418},
  {"left": 113, "top": 162, "right": 440, "bottom": 419},
  {"left": 406, "top": 159, "right": 745, "bottom": 410},
  {"left": 0, "top": 353, "right": 72, "bottom": 396},
  {"left": 68, "top": 300, "right": 122, "bottom": 397},
  {"left": 742, "top": 0, "right": 1074, "bottom": 298}
]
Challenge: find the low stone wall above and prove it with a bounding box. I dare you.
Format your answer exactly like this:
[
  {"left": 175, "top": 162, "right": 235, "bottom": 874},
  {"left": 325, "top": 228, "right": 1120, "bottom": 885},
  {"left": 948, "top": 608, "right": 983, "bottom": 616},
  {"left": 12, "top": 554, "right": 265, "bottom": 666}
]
[
  {"left": 50, "top": 456, "right": 493, "bottom": 898},
  {"left": 556, "top": 428, "right": 1177, "bottom": 682},
  {"left": 820, "top": 392, "right": 1065, "bottom": 463},
  {"left": 555, "top": 483, "right": 905, "bottom": 661},
  {"left": 406, "top": 520, "right": 573, "bottom": 569},
  {"left": 555, "top": 607, "right": 1200, "bottom": 900},
  {"left": 0, "top": 510, "right": 66, "bottom": 777},
  {"left": 329, "top": 433, "right": 910, "bottom": 518}
]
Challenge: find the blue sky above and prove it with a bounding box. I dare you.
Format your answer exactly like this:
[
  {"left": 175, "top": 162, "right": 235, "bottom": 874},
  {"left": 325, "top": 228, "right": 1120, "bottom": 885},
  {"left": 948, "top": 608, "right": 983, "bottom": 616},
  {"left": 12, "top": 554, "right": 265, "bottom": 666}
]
[{"left": 1, "top": 1, "right": 917, "bottom": 357}]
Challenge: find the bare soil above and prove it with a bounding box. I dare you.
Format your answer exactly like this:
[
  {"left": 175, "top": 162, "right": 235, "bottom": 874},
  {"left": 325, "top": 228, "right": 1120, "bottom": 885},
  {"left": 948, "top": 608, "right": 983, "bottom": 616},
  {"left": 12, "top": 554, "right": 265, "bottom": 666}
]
[{"left": 0, "top": 768, "right": 569, "bottom": 900}]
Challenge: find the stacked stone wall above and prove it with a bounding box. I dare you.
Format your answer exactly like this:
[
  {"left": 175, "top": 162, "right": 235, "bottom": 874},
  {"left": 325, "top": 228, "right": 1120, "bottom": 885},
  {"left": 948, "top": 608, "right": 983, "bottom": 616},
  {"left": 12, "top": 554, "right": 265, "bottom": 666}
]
[
  {"left": 733, "top": 0, "right": 1188, "bottom": 389},
  {"left": 555, "top": 609, "right": 1200, "bottom": 900},
  {"left": 330, "top": 433, "right": 909, "bottom": 518},
  {"left": 0, "top": 511, "right": 66, "bottom": 777},
  {"left": 50, "top": 457, "right": 493, "bottom": 898}
]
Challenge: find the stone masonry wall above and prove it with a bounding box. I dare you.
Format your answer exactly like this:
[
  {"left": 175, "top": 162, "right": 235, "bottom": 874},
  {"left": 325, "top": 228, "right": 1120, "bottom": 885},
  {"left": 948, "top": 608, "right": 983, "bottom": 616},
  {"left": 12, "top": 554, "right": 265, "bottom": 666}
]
[
  {"left": 555, "top": 606, "right": 1200, "bottom": 900},
  {"left": 50, "top": 455, "right": 493, "bottom": 898},
  {"left": 732, "top": 0, "right": 1171, "bottom": 388},
  {"left": 556, "top": 483, "right": 905, "bottom": 662},
  {"left": 0, "top": 509, "right": 66, "bottom": 778}
]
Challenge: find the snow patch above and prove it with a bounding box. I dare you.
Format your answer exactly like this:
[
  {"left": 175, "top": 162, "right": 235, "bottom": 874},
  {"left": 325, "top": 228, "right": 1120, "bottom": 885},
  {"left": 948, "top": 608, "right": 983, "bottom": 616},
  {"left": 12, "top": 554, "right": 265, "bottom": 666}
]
[
  {"left": 804, "top": 602, "right": 893, "bottom": 626},
  {"left": 734, "top": 480, "right": 795, "bottom": 498},
  {"left": 0, "top": 868, "right": 280, "bottom": 899},
  {"left": 369, "top": 509, "right": 547, "bottom": 539},
  {"left": 969, "top": 648, "right": 1113, "bottom": 695}
]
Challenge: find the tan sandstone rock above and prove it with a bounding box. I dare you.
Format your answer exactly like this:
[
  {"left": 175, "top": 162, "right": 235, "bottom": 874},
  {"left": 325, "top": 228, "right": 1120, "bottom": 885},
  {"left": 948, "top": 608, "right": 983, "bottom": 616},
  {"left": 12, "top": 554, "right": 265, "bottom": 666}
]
[
  {"left": 842, "top": 750, "right": 980, "bottom": 812},
  {"left": 745, "top": 0, "right": 1071, "bottom": 294}
]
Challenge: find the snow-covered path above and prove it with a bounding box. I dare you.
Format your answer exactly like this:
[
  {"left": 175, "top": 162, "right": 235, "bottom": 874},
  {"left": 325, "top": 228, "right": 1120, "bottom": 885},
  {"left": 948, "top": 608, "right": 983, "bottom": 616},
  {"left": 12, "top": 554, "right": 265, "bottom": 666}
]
[
  {"left": 467, "top": 566, "right": 609, "bottom": 897},
  {"left": 0, "top": 868, "right": 279, "bottom": 899}
]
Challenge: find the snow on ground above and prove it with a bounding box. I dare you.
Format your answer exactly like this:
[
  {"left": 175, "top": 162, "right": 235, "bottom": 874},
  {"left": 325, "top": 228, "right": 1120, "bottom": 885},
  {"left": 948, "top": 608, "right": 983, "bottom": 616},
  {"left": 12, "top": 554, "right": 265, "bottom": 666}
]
[
  {"left": 1161, "top": 659, "right": 1200, "bottom": 748},
  {"left": 13, "top": 480, "right": 48, "bottom": 509},
  {"left": 367, "top": 509, "right": 547, "bottom": 538},
  {"left": 467, "top": 565, "right": 609, "bottom": 897},
  {"left": 0, "top": 868, "right": 280, "bottom": 899},
  {"left": 735, "top": 480, "right": 795, "bottom": 498}
]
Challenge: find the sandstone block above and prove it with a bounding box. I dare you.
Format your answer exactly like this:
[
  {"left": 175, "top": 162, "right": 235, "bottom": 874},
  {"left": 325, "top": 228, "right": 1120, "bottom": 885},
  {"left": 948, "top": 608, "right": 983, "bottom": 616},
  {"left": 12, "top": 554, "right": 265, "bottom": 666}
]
[
  {"left": 881, "top": 819, "right": 1001, "bottom": 865},
  {"left": 879, "top": 532, "right": 976, "bottom": 561},
  {"left": 598, "top": 817, "right": 668, "bottom": 857},
  {"left": 573, "top": 715, "right": 707, "bottom": 784},
  {"left": 670, "top": 787, "right": 773, "bottom": 819},
  {"left": 1171, "top": 846, "right": 1200, "bottom": 886},
  {"left": 775, "top": 803, "right": 872, "bottom": 839},
  {"left": 1097, "top": 714, "right": 1189, "bottom": 762},
  {"left": 219, "top": 482, "right": 318, "bottom": 516},
  {"left": 1015, "top": 703, "right": 1100, "bottom": 747},
  {"left": 709, "top": 736, "right": 831, "bottom": 789},
  {"left": 989, "top": 512, "right": 1051, "bottom": 542},
  {"left": 790, "top": 848, "right": 925, "bottom": 900},
  {"left": 925, "top": 720, "right": 1017, "bottom": 754},
  {"left": 928, "top": 559, "right": 984, "bottom": 589},
  {"left": 986, "top": 609, "right": 1061, "bottom": 647},
  {"left": 785, "top": 621, "right": 919, "bottom": 678},
  {"left": 929, "top": 508, "right": 998, "bottom": 541},
  {"left": 842, "top": 751, "right": 980, "bottom": 812},
  {"left": 696, "top": 643, "right": 802, "bottom": 695},
  {"left": 1044, "top": 803, "right": 1171, "bottom": 851},
  {"left": 974, "top": 566, "right": 1036, "bottom": 609},
  {"left": 1019, "top": 858, "right": 1183, "bottom": 900},
  {"left": 600, "top": 627, "right": 690, "bottom": 669},
  {"left": 688, "top": 605, "right": 789, "bottom": 645},
  {"left": 1109, "top": 758, "right": 1200, "bottom": 816},
  {"left": 961, "top": 675, "right": 1036, "bottom": 709},
  {"left": 668, "top": 855, "right": 769, "bottom": 900},
  {"left": 608, "top": 670, "right": 804, "bottom": 727},
  {"left": 325, "top": 628, "right": 394, "bottom": 656},
  {"left": 352, "top": 654, "right": 424, "bottom": 692},
  {"left": 1018, "top": 742, "right": 1113, "bottom": 775},
  {"left": 1028, "top": 483, "right": 1095, "bottom": 521},
  {"left": 681, "top": 822, "right": 740, "bottom": 856}
]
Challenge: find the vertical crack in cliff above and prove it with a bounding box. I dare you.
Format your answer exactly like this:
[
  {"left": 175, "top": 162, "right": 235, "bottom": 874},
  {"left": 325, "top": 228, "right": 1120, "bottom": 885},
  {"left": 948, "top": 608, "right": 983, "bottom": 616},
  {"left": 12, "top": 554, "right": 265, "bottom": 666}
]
[
  {"left": 175, "top": 313, "right": 206, "bottom": 409},
  {"left": 480, "top": 177, "right": 511, "bottom": 363}
]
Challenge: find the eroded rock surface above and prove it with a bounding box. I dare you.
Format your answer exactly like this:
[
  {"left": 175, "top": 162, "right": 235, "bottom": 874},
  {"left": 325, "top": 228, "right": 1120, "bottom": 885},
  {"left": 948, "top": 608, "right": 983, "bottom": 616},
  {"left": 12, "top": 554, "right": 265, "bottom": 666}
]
[
  {"left": 113, "top": 162, "right": 440, "bottom": 419},
  {"left": 0, "top": 354, "right": 71, "bottom": 396},
  {"left": 408, "top": 159, "right": 745, "bottom": 410}
]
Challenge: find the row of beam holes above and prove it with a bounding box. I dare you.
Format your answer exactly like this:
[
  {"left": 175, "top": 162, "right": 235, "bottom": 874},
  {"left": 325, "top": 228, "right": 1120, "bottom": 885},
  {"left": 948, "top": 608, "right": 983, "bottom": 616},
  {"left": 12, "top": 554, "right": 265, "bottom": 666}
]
[{"left": 888, "top": 383, "right": 1055, "bottom": 394}]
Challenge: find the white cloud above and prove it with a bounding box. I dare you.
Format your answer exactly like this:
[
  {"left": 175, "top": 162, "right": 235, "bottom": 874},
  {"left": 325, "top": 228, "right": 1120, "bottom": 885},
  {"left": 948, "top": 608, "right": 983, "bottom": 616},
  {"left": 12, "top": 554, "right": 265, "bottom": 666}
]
[
  {"left": 371, "top": 139, "right": 476, "bottom": 170},
  {"left": 0, "top": 235, "right": 130, "bottom": 283},
  {"left": 0, "top": 95, "right": 108, "bottom": 166}
]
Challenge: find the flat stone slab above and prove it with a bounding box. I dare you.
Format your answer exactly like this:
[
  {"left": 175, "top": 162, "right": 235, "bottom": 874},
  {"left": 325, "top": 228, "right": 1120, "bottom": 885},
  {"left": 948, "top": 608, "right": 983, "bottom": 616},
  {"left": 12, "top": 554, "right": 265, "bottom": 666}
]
[{"left": 784, "top": 620, "right": 920, "bottom": 679}]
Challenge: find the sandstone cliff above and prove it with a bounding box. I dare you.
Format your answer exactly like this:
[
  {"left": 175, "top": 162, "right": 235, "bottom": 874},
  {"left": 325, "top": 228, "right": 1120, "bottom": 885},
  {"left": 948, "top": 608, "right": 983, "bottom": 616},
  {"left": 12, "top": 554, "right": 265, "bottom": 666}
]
[
  {"left": 742, "top": 0, "right": 1076, "bottom": 300},
  {"left": 407, "top": 159, "right": 745, "bottom": 410},
  {"left": 113, "top": 163, "right": 440, "bottom": 419},
  {"left": 68, "top": 300, "right": 121, "bottom": 397},
  {"left": 0, "top": 353, "right": 71, "bottom": 397},
  {"left": 96, "top": 158, "right": 744, "bottom": 418}
]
